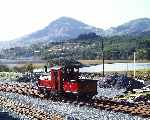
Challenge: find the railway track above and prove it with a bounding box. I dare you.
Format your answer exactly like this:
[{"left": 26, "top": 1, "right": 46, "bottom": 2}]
[
  {"left": 0, "top": 96, "right": 63, "bottom": 120},
  {"left": 0, "top": 83, "right": 63, "bottom": 120},
  {"left": 0, "top": 83, "right": 150, "bottom": 119}
]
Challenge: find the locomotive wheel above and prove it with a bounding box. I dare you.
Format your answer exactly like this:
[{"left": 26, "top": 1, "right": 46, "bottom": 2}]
[
  {"left": 38, "top": 88, "right": 48, "bottom": 97},
  {"left": 85, "top": 94, "right": 94, "bottom": 100},
  {"left": 38, "top": 87, "right": 43, "bottom": 94}
]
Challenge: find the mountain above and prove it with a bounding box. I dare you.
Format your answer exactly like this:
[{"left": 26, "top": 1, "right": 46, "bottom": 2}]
[
  {"left": 3, "top": 17, "right": 104, "bottom": 49},
  {"left": 105, "top": 18, "right": 150, "bottom": 36},
  {"left": 1, "top": 17, "right": 150, "bottom": 49}
]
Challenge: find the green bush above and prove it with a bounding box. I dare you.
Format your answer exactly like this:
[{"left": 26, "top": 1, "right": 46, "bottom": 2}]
[{"left": 0, "top": 65, "right": 10, "bottom": 72}]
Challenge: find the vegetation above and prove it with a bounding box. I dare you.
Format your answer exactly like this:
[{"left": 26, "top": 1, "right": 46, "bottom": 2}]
[
  {"left": 0, "top": 33, "right": 150, "bottom": 61},
  {"left": 0, "top": 72, "right": 22, "bottom": 81},
  {"left": 128, "top": 68, "right": 150, "bottom": 81},
  {"left": 0, "top": 65, "right": 10, "bottom": 72},
  {"left": 13, "top": 63, "right": 35, "bottom": 73}
]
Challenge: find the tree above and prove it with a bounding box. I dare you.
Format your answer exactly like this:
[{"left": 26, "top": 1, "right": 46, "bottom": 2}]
[{"left": 136, "top": 49, "right": 146, "bottom": 60}]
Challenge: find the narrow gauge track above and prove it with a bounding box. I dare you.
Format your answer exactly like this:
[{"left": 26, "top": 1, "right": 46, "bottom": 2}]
[{"left": 0, "top": 83, "right": 150, "bottom": 119}]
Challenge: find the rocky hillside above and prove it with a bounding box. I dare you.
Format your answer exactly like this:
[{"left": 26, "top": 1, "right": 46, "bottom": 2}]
[
  {"left": 105, "top": 18, "right": 150, "bottom": 36},
  {"left": 4, "top": 17, "right": 104, "bottom": 48}
]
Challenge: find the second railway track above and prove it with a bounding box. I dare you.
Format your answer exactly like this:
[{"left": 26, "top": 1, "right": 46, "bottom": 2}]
[{"left": 0, "top": 83, "right": 150, "bottom": 119}]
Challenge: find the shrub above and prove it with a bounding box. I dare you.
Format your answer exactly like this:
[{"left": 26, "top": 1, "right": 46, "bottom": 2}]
[{"left": 0, "top": 65, "right": 10, "bottom": 72}]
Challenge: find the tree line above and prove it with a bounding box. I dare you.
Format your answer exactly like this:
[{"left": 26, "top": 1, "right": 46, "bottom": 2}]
[{"left": 0, "top": 32, "right": 150, "bottom": 60}]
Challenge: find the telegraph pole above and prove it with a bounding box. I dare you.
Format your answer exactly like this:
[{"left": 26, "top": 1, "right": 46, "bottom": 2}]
[
  {"left": 102, "top": 37, "right": 104, "bottom": 77},
  {"left": 134, "top": 52, "right": 136, "bottom": 78}
]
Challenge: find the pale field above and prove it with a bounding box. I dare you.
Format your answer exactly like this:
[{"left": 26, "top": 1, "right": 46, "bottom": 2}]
[{"left": 79, "top": 60, "right": 150, "bottom": 65}]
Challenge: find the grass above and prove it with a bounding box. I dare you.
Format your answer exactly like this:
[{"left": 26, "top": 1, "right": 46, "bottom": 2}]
[
  {"left": 127, "top": 68, "right": 150, "bottom": 80},
  {"left": 115, "top": 92, "right": 150, "bottom": 100},
  {"left": 0, "top": 72, "right": 22, "bottom": 81},
  {"left": 7, "top": 63, "right": 46, "bottom": 69},
  {"left": 103, "top": 69, "right": 150, "bottom": 80},
  {"left": 79, "top": 59, "right": 150, "bottom": 65}
]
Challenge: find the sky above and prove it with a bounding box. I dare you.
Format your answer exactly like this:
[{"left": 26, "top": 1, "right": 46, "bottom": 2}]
[{"left": 0, "top": 0, "right": 150, "bottom": 41}]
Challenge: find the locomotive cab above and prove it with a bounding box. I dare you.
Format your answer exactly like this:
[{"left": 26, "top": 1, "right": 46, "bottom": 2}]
[
  {"left": 63, "top": 66, "right": 98, "bottom": 98},
  {"left": 63, "top": 66, "right": 80, "bottom": 94}
]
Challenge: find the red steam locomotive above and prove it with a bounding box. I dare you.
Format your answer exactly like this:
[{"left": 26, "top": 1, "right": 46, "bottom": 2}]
[{"left": 37, "top": 65, "right": 97, "bottom": 98}]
